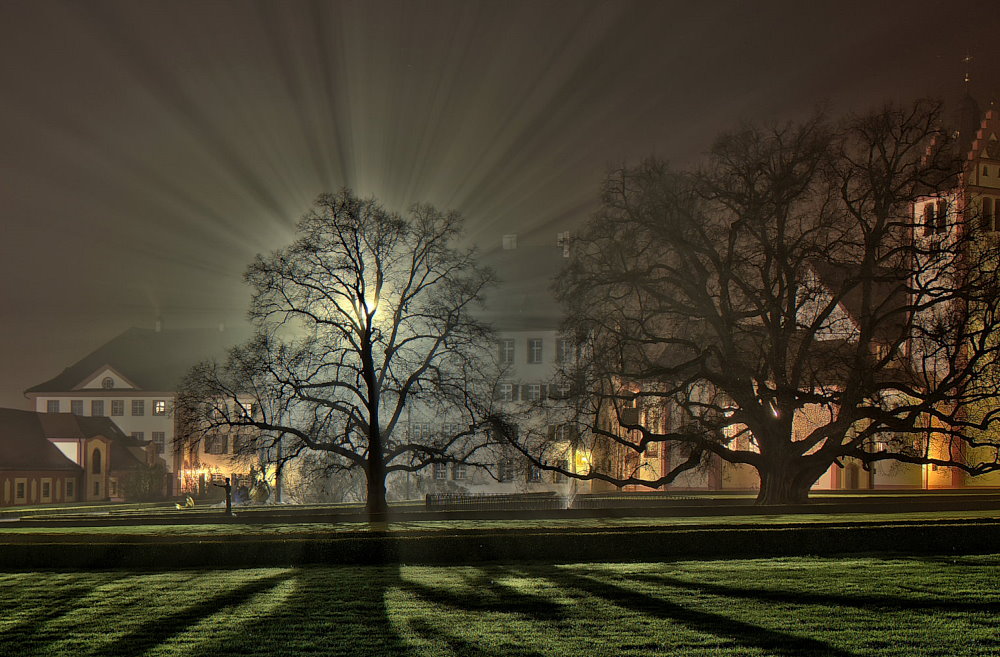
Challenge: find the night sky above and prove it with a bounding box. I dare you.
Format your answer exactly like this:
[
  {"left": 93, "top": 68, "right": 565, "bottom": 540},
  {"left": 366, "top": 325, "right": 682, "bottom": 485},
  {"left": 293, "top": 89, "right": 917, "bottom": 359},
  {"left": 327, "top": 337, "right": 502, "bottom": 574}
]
[{"left": 2, "top": 0, "right": 999, "bottom": 408}]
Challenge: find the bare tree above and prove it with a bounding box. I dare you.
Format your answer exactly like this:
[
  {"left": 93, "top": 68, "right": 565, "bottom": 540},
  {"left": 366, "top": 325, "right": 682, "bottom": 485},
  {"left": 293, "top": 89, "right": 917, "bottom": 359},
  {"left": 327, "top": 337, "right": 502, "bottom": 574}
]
[
  {"left": 502, "top": 101, "right": 1000, "bottom": 504},
  {"left": 179, "top": 189, "right": 499, "bottom": 517}
]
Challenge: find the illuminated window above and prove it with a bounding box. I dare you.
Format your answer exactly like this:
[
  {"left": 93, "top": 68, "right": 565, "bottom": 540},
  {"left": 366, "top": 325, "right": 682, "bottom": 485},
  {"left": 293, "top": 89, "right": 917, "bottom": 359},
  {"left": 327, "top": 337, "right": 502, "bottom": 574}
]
[
  {"left": 498, "top": 339, "right": 515, "bottom": 364},
  {"left": 70, "top": 400, "right": 83, "bottom": 416},
  {"left": 111, "top": 400, "right": 124, "bottom": 416},
  {"left": 46, "top": 400, "right": 59, "bottom": 413},
  {"left": 527, "top": 339, "right": 543, "bottom": 364},
  {"left": 91, "top": 400, "right": 105, "bottom": 416},
  {"left": 153, "top": 400, "right": 167, "bottom": 416}
]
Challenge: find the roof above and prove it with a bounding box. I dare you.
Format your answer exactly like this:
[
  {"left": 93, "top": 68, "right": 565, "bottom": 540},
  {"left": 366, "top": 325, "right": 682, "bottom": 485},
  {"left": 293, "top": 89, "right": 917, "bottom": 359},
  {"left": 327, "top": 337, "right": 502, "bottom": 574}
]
[
  {"left": 807, "top": 260, "right": 908, "bottom": 340},
  {"left": 478, "top": 245, "right": 566, "bottom": 331},
  {"left": 25, "top": 327, "right": 246, "bottom": 394},
  {"left": 0, "top": 409, "right": 82, "bottom": 472}
]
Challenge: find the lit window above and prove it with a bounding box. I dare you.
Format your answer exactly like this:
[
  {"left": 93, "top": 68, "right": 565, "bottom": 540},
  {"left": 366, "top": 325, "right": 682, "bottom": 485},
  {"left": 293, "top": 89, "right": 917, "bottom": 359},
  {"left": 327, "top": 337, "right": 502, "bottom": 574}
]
[
  {"left": 111, "top": 400, "right": 124, "bottom": 416},
  {"left": 527, "top": 339, "right": 543, "bottom": 364},
  {"left": 153, "top": 400, "right": 167, "bottom": 416},
  {"left": 131, "top": 400, "right": 145, "bottom": 416},
  {"left": 46, "top": 400, "right": 59, "bottom": 413},
  {"left": 91, "top": 400, "right": 105, "bottom": 416},
  {"left": 70, "top": 400, "right": 83, "bottom": 416}
]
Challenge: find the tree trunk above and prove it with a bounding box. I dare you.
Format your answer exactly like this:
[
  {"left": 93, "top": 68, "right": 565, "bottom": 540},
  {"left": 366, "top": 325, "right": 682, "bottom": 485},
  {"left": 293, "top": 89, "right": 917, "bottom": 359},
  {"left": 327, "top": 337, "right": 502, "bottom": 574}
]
[
  {"left": 366, "top": 437, "right": 389, "bottom": 520},
  {"left": 755, "top": 460, "right": 823, "bottom": 505}
]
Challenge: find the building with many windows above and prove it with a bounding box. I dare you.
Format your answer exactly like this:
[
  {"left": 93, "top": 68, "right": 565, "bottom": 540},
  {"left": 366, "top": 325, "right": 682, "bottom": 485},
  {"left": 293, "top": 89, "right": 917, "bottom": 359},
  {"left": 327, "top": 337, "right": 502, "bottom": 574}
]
[{"left": 24, "top": 325, "right": 247, "bottom": 495}]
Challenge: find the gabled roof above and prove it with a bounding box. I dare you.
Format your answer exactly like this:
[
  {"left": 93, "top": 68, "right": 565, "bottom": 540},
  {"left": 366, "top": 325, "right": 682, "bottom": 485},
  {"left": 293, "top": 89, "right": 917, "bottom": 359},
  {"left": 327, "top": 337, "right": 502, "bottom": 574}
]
[
  {"left": 25, "top": 327, "right": 245, "bottom": 395},
  {"left": 479, "top": 245, "right": 565, "bottom": 331},
  {"left": 0, "top": 409, "right": 82, "bottom": 472}
]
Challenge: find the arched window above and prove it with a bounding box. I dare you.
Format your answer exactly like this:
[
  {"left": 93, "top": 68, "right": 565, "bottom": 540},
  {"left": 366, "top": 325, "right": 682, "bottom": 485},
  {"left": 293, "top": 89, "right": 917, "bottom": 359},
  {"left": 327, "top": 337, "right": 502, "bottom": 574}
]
[
  {"left": 91, "top": 448, "right": 102, "bottom": 474},
  {"left": 101, "top": 377, "right": 114, "bottom": 389}
]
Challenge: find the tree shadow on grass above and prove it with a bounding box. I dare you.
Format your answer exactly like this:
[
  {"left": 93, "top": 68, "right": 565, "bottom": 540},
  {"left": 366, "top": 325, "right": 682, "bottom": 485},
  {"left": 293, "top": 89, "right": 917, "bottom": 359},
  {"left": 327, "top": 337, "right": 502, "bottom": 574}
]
[
  {"left": 0, "top": 572, "right": 131, "bottom": 655},
  {"left": 634, "top": 572, "right": 1000, "bottom": 614},
  {"left": 545, "top": 570, "right": 860, "bottom": 657},
  {"left": 407, "top": 617, "right": 545, "bottom": 657}
]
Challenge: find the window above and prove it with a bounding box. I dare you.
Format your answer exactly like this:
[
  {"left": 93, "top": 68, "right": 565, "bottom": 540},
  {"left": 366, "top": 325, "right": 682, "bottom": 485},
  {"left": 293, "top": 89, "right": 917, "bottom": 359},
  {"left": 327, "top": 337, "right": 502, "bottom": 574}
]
[
  {"left": 131, "top": 400, "right": 145, "bottom": 416},
  {"left": 557, "top": 338, "right": 574, "bottom": 363},
  {"left": 93, "top": 481, "right": 100, "bottom": 496},
  {"left": 985, "top": 166, "right": 990, "bottom": 177},
  {"left": 410, "top": 423, "right": 433, "bottom": 440},
  {"left": 234, "top": 402, "right": 253, "bottom": 419},
  {"left": 204, "top": 434, "right": 228, "bottom": 455},
  {"left": 922, "top": 203, "right": 935, "bottom": 237},
  {"left": 433, "top": 463, "right": 448, "bottom": 480},
  {"left": 498, "top": 383, "right": 515, "bottom": 402},
  {"left": 15, "top": 481, "right": 25, "bottom": 501},
  {"left": 91, "top": 400, "right": 105, "bottom": 416},
  {"left": 498, "top": 339, "right": 515, "bottom": 365},
  {"left": 111, "top": 400, "right": 124, "bottom": 416},
  {"left": 527, "top": 338, "right": 543, "bottom": 364},
  {"left": 644, "top": 441, "right": 660, "bottom": 458},
  {"left": 498, "top": 459, "right": 516, "bottom": 482},
  {"left": 152, "top": 431, "right": 166, "bottom": 454},
  {"left": 130, "top": 431, "right": 145, "bottom": 441},
  {"left": 153, "top": 400, "right": 167, "bottom": 416},
  {"left": 70, "top": 400, "right": 83, "bottom": 416},
  {"left": 984, "top": 198, "right": 995, "bottom": 232},
  {"left": 502, "top": 234, "right": 517, "bottom": 250},
  {"left": 65, "top": 479, "right": 75, "bottom": 499},
  {"left": 46, "top": 400, "right": 60, "bottom": 413},
  {"left": 91, "top": 449, "right": 102, "bottom": 474},
  {"left": 41, "top": 481, "right": 51, "bottom": 499},
  {"left": 553, "top": 381, "right": 572, "bottom": 399},
  {"left": 109, "top": 479, "right": 118, "bottom": 497},
  {"left": 526, "top": 384, "right": 542, "bottom": 401},
  {"left": 101, "top": 377, "right": 114, "bottom": 389},
  {"left": 529, "top": 466, "right": 543, "bottom": 482},
  {"left": 452, "top": 463, "right": 468, "bottom": 481},
  {"left": 936, "top": 200, "right": 948, "bottom": 232}
]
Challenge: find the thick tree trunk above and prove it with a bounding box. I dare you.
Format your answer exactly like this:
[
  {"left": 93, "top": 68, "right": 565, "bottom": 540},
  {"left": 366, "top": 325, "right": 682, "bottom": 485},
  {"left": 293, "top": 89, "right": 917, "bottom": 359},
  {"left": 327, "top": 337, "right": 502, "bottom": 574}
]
[
  {"left": 755, "top": 460, "right": 824, "bottom": 505},
  {"left": 366, "top": 436, "right": 389, "bottom": 520}
]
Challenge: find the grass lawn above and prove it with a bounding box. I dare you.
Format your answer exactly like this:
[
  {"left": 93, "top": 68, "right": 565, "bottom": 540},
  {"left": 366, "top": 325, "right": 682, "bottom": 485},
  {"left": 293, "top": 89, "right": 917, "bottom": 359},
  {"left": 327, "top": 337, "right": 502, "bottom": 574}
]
[
  {"left": 2, "top": 555, "right": 998, "bottom": 656},
  {"left": 3, "top": 508, "right": 1000, "bottom": 538}
]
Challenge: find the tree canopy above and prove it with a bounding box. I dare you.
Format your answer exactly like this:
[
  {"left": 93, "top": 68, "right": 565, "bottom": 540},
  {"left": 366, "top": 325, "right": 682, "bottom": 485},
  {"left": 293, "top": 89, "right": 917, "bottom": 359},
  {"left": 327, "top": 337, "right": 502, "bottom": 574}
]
[
  {"left": 504, "top": 101, "right": 1000, "bottom": 504},
  {"left": 179, "top": 189, "right": 499, "bottom": 516}
]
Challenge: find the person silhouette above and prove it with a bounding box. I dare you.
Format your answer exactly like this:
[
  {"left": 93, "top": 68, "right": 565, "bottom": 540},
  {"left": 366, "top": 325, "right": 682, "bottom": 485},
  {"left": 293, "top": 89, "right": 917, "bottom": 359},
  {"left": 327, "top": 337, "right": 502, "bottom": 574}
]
[{"left": 212, "top": 477, "right": 234, "bottom": 516}]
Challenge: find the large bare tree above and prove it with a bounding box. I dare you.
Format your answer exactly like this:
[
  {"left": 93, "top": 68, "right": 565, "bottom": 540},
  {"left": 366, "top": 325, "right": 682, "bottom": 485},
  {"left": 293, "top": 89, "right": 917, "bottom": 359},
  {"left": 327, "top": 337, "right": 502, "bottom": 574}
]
[
  {"left": 503, "top": 101, "right": 1000, "bottom": 504},
  {"left": 179, "top": 189, "right": 499, "bottom": 517}
]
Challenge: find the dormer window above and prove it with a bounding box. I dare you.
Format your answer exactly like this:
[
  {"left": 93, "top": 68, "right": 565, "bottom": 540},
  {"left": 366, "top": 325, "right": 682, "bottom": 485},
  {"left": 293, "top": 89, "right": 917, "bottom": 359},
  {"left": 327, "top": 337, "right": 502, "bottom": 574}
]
[{"left": 101, "top": 377, "right": 114, "bottom": 389}]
